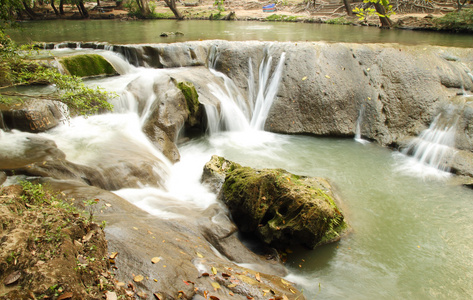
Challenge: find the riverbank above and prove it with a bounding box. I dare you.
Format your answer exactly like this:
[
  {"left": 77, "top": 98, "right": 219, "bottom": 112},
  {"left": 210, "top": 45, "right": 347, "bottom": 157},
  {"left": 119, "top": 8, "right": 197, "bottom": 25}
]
[{"left": 17, "top": 0, "right": 473, "bottom": 33}]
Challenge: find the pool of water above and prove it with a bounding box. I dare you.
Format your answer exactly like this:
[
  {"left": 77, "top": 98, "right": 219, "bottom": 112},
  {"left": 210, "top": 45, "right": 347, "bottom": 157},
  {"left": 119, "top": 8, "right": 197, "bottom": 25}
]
[{"left": 7, "top": 19, "right": 473, "bottom": 47}]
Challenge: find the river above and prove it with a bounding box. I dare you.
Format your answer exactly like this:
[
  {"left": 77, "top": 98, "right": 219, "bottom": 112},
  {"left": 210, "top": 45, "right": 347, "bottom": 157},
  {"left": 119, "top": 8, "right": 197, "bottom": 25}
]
[
  {"left": 5, "top": 20, "right": 473, "bottom": 299},
  {"left": 7, "top": 19, "right": 473, "bottom": 47}
]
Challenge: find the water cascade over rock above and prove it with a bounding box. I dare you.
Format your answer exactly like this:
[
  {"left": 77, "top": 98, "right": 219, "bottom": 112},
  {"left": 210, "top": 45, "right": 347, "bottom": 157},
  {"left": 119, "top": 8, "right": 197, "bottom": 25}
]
[{"left": 2, "top": 40, "right": 473, "bottom": 298}]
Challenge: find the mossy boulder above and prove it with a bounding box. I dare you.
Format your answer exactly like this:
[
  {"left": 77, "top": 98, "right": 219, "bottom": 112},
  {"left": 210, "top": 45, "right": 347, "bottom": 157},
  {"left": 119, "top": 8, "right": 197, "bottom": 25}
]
[
  {"left": 202, "top": 155, "right": 348, "bottom": 249},
  {"left": 175, "top": 80, "right": 203, "bottom": 128},
  {"left": 59, "top": 54, "right": 117, "bottom": 77}
]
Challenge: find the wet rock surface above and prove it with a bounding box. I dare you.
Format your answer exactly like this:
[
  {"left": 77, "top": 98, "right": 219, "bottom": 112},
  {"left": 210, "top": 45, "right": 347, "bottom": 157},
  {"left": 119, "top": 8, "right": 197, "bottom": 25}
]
[
  {"left": 202, "top": 155, "right": 348, "bottom": 249},
  {"left": 43, "top": 179, "right": 305, "bottom": 300},
  {"left": 0, "top": 99, "right": 66, "bottom": 133}
]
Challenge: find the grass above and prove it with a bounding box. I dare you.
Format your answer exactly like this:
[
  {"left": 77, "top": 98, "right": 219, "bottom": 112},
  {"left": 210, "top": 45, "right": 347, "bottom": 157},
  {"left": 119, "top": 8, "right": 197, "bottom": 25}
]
[{"left": 265, "top": 14, "right": 299, "bottom": 22}]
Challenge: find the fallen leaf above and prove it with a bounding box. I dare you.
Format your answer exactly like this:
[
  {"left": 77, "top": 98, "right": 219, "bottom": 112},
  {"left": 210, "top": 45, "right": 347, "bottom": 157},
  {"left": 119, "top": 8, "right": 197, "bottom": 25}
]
[
  {"left": 209, "top": 296, "right": 220, "bottom": 300},
  {"left": 211, "top": 282, "right": 221, "bottom": 290},
  {"left": 281, "top": 279, "right": 290, "bottom": 286},
  {"left": 196, "top": 252, "right": 204, "bottom": 258},
  {"left": 255, "top": 273, "right": 261, "bottom": 282},
  {"left": 105, "top": 203, "right": 112, "bottom": 207},
  {"left": 82, "top": 231, "right": 95, "bottom": 242},
  {"left": 325, "top": 75, "right": 331, "bottom": 79},
  {"left": 134, "top": 275, "right": 144, "bottom": 282},
  {"left": 109, "top": 252, "right": 118, "bottom": 259},
  {"left": 201, "top": 272, "right": 210, "bottom": 277},
  {"left": 154, "top": 279, "right": 158, "bottom": 282},
  {"left": 151, "top": 257, "right": 161, "bottom": 264},
  {"left": 204, "top": 290, "right": 209, "bottom": 299},
  {"left": 57, "top": 292, "right": 73, "bottom": 300},
  {"left": 290, "top": 288, "right": 297, "bottom": 294},
  {"left": 3, "top": 270, "right": 21, "bottom": 285},
  {"left": 133, "top": 227, "right": 138, "bottom": 230},
  {"left": 211, "top": 266, "right": 217, "bottom": 275},
  {"left": 183, "top": 280, "right": 189, "bottom": 285},
  {"left": 105, "top": 291, "right": 118, "bottom": 300},
  {"left": 222, "top": 273, "right": 231, "bottom": 278},
  {"left": 283, "top": 295, "right": 289, "bottom": 300},
  {"left": 301, "top": 76, "right": 307, "bottom": 81},
  {"left": 366, "top": 68, "right": 370, "bottom": 71},
  {"left": 153, "top": 293, "right": 163, "bottom": 300},
  {"left": 227, "top": 283, "right": 237, "bottom": 288}
]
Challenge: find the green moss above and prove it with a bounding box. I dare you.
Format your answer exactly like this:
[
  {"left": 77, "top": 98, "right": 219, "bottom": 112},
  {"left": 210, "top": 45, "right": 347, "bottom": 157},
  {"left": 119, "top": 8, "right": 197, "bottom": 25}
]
[
  {"left": 60, "top": 54, "right": 117, "bottom": 78},
  {"left": 265, "top": 14, "right": 299, "bottom": 22},
  {"left": 176, "top": 81, "right": 202, "bottom": 127},
  {"left": 434, "top": 8, "right": 473, "bottom": 32}
]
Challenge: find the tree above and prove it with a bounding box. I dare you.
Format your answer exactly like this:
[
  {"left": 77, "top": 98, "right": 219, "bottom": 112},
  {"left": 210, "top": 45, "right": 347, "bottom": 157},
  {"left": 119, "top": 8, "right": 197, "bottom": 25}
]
[
  {"left": 163, "top": 0, "right": 183, "bottom": 19},
  {"left": 75, "top": 0, "right": 89, "bottom": 18},
  {"left": 456, "top": 0, "right": 469, "bottom": 11},
  {"left": 343, "top": 0, "right": 353, "bottom": 16},
  {"left": 353, "top": 0, "right": 394, "bottom": 28},
  {"left": 135, "top": 0, "right": 151, "bottom": 17}
]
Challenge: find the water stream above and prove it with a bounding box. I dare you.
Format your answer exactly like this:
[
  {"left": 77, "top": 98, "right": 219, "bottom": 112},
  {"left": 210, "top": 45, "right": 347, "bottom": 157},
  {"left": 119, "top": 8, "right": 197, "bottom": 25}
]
[{"left": 2, "top": 45, "right": 473, "bottom": 299}]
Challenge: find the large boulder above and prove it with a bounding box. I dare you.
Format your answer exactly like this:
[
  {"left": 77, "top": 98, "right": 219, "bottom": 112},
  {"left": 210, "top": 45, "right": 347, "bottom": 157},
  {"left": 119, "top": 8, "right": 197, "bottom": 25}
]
[
  {"left": 40, "top": 179, "right": 305, "bottom": 300},
  {"left": 0, "top": 99, "right": 67, "bottom": 132},
  {"left": 202, "top": 155, "right": 348, "bottom": 249},
  {"left": 59, "top": 54, "right": 118, "bottom": 77}
]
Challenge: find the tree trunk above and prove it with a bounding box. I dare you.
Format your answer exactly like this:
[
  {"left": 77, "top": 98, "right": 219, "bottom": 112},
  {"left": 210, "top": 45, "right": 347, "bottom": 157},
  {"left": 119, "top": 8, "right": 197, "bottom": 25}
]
[
  {"left": 343, "top": 0, "right": 353, "bottom": 16},
  {"left": 51, "top": 0, "right": 60, "bottom": 16},
  {"left": 77, "top": 0, "right": 89, "bottom": 18},
  {"left": 59, "top": 0, "right": 65, "bottom": 15},
  {"left": 22, "top": 1, "right": 38, "bottom": 19},
  {"left": 373, "top": 2, "right": 392, "bottom": 28},
  {"left": 136, "top": 0, "right": 151, "bottom": 17},
  {"left": 164, "top": 0, "right": 184, "bottom": 19}
]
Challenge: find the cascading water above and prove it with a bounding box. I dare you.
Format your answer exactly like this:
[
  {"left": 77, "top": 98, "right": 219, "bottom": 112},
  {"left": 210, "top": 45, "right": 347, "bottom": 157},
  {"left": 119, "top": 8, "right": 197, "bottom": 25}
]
[
  {"left": 397, "top": 113, "right": 457, "bottom": 177},
  {"left": 354, "top": 103, "right": 369, "bottom": 144},
  {"left": 204, "top": 45, "right": 286, "bottom": 134}
]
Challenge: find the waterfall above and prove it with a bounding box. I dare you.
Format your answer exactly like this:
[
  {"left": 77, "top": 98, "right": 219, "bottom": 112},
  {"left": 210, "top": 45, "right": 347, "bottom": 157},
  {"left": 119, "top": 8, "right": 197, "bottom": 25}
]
[
  {"left": 355, "top": 103, "right": 369, "bottom": 144},
  {"left": 204, "top": 47, "right": 286, "bottom": 134},
  {"left": 398, "top": 113, "right": 457, "bottom": 177}
]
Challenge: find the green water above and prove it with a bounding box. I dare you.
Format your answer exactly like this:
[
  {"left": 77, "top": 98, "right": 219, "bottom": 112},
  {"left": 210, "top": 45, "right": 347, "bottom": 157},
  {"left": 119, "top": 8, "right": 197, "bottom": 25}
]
[
  {"left": 191, "top": 132, "right": 473, "bottom": 299},
  {"left": 7, "top": 19, "right": 473, "bottom": 47}
]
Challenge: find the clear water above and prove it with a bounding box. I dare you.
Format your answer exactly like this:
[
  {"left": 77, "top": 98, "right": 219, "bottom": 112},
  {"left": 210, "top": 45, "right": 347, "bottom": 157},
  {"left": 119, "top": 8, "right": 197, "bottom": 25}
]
[
  {"left": 181, "top": 131, "right": 473, "bottom": 299},
  {"left": 7, "top": 19, "right": 473, "bottom": 47}
]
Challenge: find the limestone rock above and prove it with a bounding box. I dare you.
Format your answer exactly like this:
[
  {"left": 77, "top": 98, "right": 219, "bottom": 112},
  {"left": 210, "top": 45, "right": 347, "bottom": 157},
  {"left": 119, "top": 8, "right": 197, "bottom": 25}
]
[
  {"left": 44, "top": 180, "right": 305, "bottom": 300},
  {"left": 0, "top": 99, "right": 67, "bottom": 132},
  {"left": 59, "top": 54, "right": 118, "bottom": 77},
  {"left": 202, "top": 156, "right": 347, "bottom": 249}
]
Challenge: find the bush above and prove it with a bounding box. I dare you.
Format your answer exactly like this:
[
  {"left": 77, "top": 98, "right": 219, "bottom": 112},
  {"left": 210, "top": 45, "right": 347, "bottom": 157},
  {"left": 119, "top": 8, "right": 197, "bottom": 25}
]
[{"left": 434, "top": 8, "right": 473, "bottom": 32}]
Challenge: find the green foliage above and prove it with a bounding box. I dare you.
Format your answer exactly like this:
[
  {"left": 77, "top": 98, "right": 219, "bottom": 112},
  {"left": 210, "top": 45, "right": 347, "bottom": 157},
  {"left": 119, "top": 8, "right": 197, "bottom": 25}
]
[
  {"left": 434, "top": 8, "right": 473, "bottom": 32},
  {"left": 0, "top": 0, "right": 23, "bottom": 29},
  {"left": 326, "top": 16, "right": 353, "bottom": 25},
  {"left": 353, "top": 0, "right": 395, "bottom": 22},
  {"left": 265, "top": 14, "right": 299, "bottom": 22},
  {"left": 214, "top": 0, "right": 225, "bottom": 12},
  {"left": 0, "top": 30, "right": 113, "bottom": 116}
]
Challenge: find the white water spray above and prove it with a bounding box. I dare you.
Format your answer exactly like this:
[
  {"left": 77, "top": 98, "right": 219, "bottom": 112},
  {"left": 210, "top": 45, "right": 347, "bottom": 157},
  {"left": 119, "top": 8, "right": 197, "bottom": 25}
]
[
  {"left": 355, "top": 103, "right": 370, "bottom": 144},
  {"left": 205, "top": 46, "right": 286, "bottom": 134},
  {"left": 397, "top": 113, "right": 457, "bottom": 178}
]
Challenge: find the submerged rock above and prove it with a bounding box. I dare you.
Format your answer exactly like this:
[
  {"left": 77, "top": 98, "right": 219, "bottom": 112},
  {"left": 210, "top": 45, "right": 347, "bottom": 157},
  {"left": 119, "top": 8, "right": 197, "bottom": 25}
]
[
  {"left": 202, "top": 155, "right": 348, "bottom": 249},
  {"left": 59, "top": 54, "right": 117, "bottom": 77}
]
